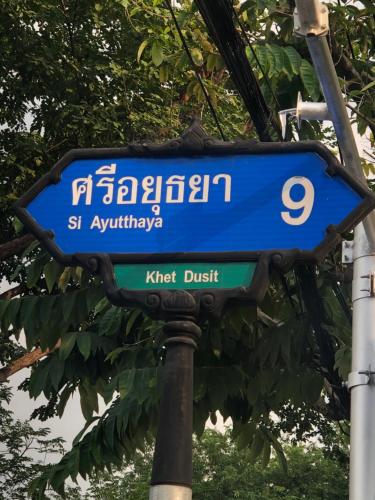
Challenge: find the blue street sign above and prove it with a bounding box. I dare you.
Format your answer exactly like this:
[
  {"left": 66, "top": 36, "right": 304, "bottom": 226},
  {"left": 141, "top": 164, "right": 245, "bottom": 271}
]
[{"left": 15, "top": 140, "right": 375, "bottom": 264}]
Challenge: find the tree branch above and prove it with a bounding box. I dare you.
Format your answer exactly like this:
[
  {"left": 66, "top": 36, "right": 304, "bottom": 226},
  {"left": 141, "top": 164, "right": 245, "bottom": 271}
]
[
  {"left": 0, "top": 339, "right": 61, "bottom": 382},
  {"left": 346, "top": 103, "right": 375, "bottom": 128},
  {"left": 0, "top": 234, "right": 35, "bottom": 261},
  {"left": 0, "top": 285, "right": 25, "bottom": 300},
  {"left": 329, "top": 32, "right": 367, "bottom": 88}
]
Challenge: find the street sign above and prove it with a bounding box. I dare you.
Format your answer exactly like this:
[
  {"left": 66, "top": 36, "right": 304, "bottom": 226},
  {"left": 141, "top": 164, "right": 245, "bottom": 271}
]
[
  {"left": 14, "top": 135, "right": 375, "bottom": 266},
  {"left": 14, "top": 122, "right": 375, "bottom": 311},
  {"left": 114, "top": 262, "right": 256, "bottom": 290}
]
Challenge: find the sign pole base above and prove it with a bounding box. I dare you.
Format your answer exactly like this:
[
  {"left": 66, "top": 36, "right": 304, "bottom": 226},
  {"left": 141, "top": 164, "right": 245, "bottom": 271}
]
[
  {"left": 149, "top": 314, "right": 201, "bottom": 499},
  {"left": 149, "top": 484, "right": 192, "bottom": 500}
]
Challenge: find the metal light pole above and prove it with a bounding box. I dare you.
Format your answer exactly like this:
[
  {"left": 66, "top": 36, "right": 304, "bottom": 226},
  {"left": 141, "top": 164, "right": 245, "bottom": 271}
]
[
  {"left": 293, "top": 2, "right": 375, "bottom": 499},
  {"left": 350, "top": 224, "right": 375, "bottom": 499}
]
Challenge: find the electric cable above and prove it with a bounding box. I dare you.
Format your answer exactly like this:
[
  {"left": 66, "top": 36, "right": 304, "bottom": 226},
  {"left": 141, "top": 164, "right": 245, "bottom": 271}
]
[
  {"left": 164, "top": 0, "right": 226, "bottom": 141},
  {"left": 337, "top": 0, "right": 356, "bottom": 60},
  {"left": 332, "top": 278, "right": 352, "bottom": 324},
  {"left": 194, "top": 0, "right": 282, "bottom": 142},
  {"left": 231, "top": 6, "right": 281, "bottom": 111}
]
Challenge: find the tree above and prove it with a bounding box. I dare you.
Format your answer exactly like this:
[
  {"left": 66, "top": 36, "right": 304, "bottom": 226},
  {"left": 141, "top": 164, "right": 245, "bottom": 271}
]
[
  {"left": 82, "top": 429, "right": 349, "bottom": 499},
  {"left": 0, "top": 384, "right": 67, "bottom": 499},
  {"left": 0, "top": 0, "right": 373, "bottom": 496}
]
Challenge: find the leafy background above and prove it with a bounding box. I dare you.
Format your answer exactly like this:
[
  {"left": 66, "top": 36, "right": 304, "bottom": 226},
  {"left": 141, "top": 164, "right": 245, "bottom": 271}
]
[{"left": 0, "top": 0, "right": 374, "bottom": 496}]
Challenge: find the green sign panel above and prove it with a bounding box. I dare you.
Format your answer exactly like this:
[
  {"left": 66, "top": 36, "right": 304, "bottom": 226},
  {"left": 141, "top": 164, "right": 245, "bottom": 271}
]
[{"left": 114, "top": 262, "right": 256, "bottom": 290}]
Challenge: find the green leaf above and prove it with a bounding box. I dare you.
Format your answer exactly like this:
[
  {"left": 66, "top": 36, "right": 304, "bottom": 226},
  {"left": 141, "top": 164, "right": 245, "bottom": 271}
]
[
  {"left": 59, "top": 332, "right": 77, "bottom": 360},
  {"left": 137, "top": 40, "right": 148, "bottom": 63},
  {"left": 361, "top": 81, "right": 375, "bottom": 93},
  {"left": 13, "top": 217, "right": 24, "bottom": 234},
  {"left": 176, "top": 51, "right": 190, "bottom": 69},
  {"left": 72, "top": 416, "right": 100, "bottom": 446},
  {"left": 214, "top": 54, "right": 225, "bottom": 70},
  {"left": 3, "top": 298, "right": 21, "bottom": 331},
  {"left": 0, "top": 300, "right": 10, "bottom": 331},
  {"left": 20, "top": 296, "right": 38, "bottom": 327},
  {"left": 207, "top": 53, "right": 216, "bottom": 71},
  {"left": 85, "top": 286, "right": 105, "bottom": 313},
  {"left": 62, "top": 291, "right": 78, "bottom": 323},
  {"left": 21, "top": 239, "right": 40, "bottom": 259},
  {"left": 77, "top": 333, "right": 92, "bottom": 361},
  {"left": 300, "top": 59, "right": 320, "bottom": 100},
  {"left": 10, "top": 264, "right": 23, "bottom": 282},
  {"left": 26, "top": 256, "right": 46, "bottom": 288},
  {"left": 49, "top": 356, "right": 65, "bottom": 390},
  {"left": 151, "top": 41, "right": 164, "bottom": 66},
  {"left": 270, "top": 44, "right": 285, "bottom": 73},
  {"left": 79, "top": 379, "right": 99, "bottom": 420},
  {"left": 265, "top": 45, "right": 276, "bottom": 77},
  {"left": 39, "top": 321, "right": 61, "bottom": 351},
  {"left": 79, "top": 450, "right": 90, "bottom": 479},
  {"left": 104, "top": 417, "right": 117, "bottom": 452},
  {"left": 99, "top": 307, "right": 122, "bottom": 336},
  {"left": 254, "top": 45, "right": 269, "bottom": 75},
  {"left": 39, "top": 295, "right": 59, "bottom": 323},
  {"left": 125, "top": 308, "right": 142, "bottom": 336},
  {"left": 44, "top": 260, "right": 64, "bottom": 293},
  {"left": 73, "top": 290, "right": 89, "bottom": 324},
  {"left": 118, "top": 369, "right": 135, "bottom": 399},
  {"left": 105, "top": 346, "right": 130, "bottom": 364},
  {"left": 94, "top": 296, "right": 110, "bottom": 316},
  {"left": 335, "top": 345, "right": 352, "bottom": 380},
  {"left": 284, "top": 46, "right": 301, "bottom": 75},
  {"left": 57, "top": 384, "right": 75, "bottom": 418},
  {"left": 29, "top": 359, "right": 50, "bottom": 398},
  {"left": 159, "top": 64, "right": 169, "bottom": 82},
  {"left": 191, "top": 47, "right": 204, "bottom": 66},
  {"left": 58, "top": 267, "right": 72, "bottom": 292}
]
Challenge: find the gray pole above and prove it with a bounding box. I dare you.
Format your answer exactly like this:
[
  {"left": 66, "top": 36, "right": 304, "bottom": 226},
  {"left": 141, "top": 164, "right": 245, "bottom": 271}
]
[
  {"left": 350, "top": 224, "right": 375, "bottom": 499},
  {"left": 305, "top": 35, "right": 375, "bottom": 246},
  {"left": 294, "top": 2, "right": 375, "bottom": 499}
]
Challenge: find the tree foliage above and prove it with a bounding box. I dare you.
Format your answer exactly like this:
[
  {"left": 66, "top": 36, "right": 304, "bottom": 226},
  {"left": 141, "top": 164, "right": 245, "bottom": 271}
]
[
  {"left": 80, "top": 429, "right": 349, "bottom": 499},
  {"left": 0, "top": 385, "right": 65, "bottom": 499},
  {"left": 0, "top": 0, "right": 373, "bottom": 496}
]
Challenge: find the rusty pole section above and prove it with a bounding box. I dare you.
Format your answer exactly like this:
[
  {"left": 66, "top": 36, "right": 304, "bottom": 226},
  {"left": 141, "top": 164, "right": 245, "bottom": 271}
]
[{"left": 149, "top": 316, "right": 201, "bottom": 500}]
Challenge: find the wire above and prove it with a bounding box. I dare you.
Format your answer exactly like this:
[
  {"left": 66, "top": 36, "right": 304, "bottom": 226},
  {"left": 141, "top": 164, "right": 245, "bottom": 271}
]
[
  {"left": 231, "top": 6, "right": 281, "bottom": 111},
  {"left": 337, "top": 0, "right": 356, "bottom": 60},
  {"left": 164, "top": 0, "right": 226, "bottom": 141},
  {"left": 194, "top": 0, "right": 282, "bottom": 142}
]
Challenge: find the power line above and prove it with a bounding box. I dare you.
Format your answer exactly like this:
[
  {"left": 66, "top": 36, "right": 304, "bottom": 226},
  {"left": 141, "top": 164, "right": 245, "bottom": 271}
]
[
  {"left": 337, "top": 0, "right": 355, "bottom": 60},
  {"left": 194, "top": 0, "right": 282, "bottom": 142},
  {"left": 231, "top": 6, "right": 281, "bottom": 111},
  {"left": 164, "top": 0, "right": 226, "bottom": 141}
]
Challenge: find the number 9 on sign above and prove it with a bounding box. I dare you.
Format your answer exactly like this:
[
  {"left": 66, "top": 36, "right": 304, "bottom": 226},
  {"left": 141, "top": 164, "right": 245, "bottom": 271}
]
[{"left": 281, "top": 177, "right": 315, "bottom": 226}]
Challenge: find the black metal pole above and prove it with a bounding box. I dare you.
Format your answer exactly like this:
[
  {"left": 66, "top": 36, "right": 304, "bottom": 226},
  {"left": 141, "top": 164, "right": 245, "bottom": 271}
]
[{"left": 149, "top": 316, "right": 201, "bottom": 500}]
